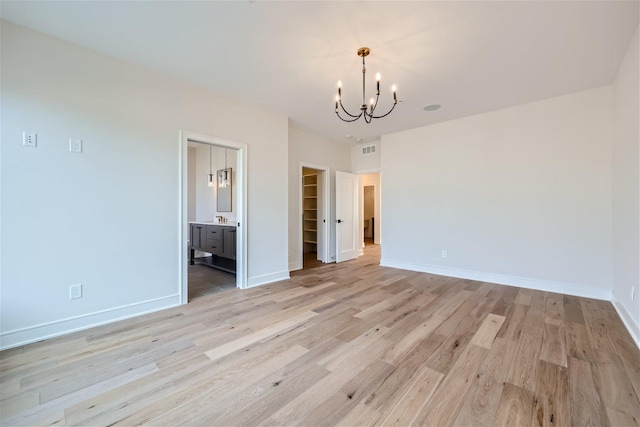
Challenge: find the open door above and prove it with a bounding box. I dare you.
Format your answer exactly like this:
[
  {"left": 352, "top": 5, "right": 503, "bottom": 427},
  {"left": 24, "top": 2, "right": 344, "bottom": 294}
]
[{"left": 336, "top": 171, "right": 359, "bottom": 263}]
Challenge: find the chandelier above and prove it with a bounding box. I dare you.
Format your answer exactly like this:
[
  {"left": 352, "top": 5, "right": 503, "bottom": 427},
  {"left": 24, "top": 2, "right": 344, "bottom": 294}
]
[{"left": 335, "top": 47, "right": 398, "bottom": 123}]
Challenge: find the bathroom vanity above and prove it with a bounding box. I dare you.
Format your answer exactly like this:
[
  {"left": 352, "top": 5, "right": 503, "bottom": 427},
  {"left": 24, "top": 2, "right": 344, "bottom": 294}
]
[{"left": 189, "top": 221, "right": 236, "bottom": 274}]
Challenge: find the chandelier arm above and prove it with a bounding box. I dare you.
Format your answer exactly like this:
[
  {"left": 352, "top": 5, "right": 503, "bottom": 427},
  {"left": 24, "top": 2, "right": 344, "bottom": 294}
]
[
  {"left": 339, "top": 99, "right": 361, "bottom": 118},
  {"left": 370, "top": 102, "right": 398, "bottom": 119},
  {"left": 367, "top": 92, "right": 381, "bottom": 116},
  {"left": 336, "top": 111, "right": 363, "bottom": 122}
]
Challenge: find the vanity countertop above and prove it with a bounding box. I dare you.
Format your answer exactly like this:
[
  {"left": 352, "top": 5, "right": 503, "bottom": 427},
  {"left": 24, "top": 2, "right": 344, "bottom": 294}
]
[{"left": 189, "top": 221, "right": 236, "bottom": 227}]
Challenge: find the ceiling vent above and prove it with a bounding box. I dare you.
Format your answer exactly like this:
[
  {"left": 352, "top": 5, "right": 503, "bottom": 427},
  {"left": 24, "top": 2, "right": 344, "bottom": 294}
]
[{"left": 361, "top": 145, "right": 376, "bottom": 155}]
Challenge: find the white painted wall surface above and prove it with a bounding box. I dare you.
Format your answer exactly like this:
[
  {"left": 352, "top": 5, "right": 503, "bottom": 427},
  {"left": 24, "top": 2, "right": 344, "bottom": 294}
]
[
  {"left": 288, "top": 127, "right": 351, "bottom": 270},
  {"left": 351, "top": 140, "right": 381, "bottom": 173},
  {"left": 381, "top": 87, "right": 613, "bottom": 300},
  {"left": 612, "top": 26, "right": 640, "bottom": 345},
  {"left": 0, "top": 22, "right": 289, "bottom": 349}
]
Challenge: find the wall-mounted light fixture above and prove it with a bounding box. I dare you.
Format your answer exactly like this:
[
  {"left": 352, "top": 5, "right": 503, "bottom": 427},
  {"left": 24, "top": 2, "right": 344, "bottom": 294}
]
[
  {"left": 218, "top": 148, "right": 229, "bottom": 189},
  {"left": 207, "top": 145, "right": 214, "bottom": 187}
]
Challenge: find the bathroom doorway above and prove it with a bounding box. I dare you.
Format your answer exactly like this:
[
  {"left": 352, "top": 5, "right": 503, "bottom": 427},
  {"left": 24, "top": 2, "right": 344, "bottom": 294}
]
[{"left": 179, "top": 131, "right": 247, "bottom": 304}]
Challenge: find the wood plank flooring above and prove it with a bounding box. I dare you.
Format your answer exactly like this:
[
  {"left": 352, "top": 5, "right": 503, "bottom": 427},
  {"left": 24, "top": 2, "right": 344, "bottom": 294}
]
[
  {"left": 1, "top": 245, "right": 639, "bottom": 426},
  {"left": 188, "top": 263, "right": 236, "bottom": 300}
]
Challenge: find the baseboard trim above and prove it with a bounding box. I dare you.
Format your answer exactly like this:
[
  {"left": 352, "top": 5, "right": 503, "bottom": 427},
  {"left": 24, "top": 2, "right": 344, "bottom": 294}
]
[
  {"left": 611, "top": 298, "right": 640, "bottom": 350},
  {"left": 380, "top": 258, "right": 612, "bottom": 301},
  {"left": 247, "top": 270, "right": 290, "bottom": 288},
  {"left": 0, "top": 294, "right": 181, "bottom": 351}
]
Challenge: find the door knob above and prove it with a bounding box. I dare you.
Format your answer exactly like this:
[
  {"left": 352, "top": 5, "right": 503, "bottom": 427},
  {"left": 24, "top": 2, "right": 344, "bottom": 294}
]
[{"left": 337, "top": 219, "right": 343, "bottom": 223}]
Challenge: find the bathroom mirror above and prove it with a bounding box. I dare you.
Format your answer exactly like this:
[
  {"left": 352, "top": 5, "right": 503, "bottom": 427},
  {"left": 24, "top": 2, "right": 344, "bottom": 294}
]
[{"left": 217, "top": 168, "right": 232, "bottom": 212}]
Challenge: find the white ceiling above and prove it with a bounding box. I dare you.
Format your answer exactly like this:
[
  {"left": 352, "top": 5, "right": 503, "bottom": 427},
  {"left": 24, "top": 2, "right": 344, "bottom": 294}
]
[{"left": 1, "top": 1, "right": 638, "bottom": 145}]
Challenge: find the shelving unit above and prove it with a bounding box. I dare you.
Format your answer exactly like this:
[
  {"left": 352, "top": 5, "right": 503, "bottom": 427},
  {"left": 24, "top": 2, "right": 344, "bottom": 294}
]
[{"left": 302, "top": 168, "right": 318, "bottom": 254}]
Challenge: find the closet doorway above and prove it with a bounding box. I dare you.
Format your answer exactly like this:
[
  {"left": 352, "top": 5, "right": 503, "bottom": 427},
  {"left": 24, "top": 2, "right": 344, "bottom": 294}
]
[{"left": 299, "top": 164, "right": 330, "bottom": 269}]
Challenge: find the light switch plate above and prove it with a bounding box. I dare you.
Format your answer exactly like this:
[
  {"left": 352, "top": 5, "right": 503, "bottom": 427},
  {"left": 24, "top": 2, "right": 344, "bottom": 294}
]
[{"left": 69, "top": 139, "right": 82, "bottom": 153}]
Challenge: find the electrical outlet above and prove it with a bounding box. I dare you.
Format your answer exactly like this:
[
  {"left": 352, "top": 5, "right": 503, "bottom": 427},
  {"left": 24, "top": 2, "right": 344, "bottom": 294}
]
[
  {"left": 442, "top": 250, "right": 447, "bottom": 258},
  {"left": 69, "top": 284, "right": 82, "bottom": 299},
  {"left": 69, "top": 139, "right": 82, "bottom": 153},
  {"left": 23, "top": 132, "right": 37, "bottom": 147}
]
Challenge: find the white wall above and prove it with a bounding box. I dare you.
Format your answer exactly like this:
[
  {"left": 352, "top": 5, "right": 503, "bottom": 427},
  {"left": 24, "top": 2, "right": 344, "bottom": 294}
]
[
  {"left": 351, "top": 140, "right": 381, "bottom": 173},
  {"left": 0, "top": 21, "right": 289, "bottom": 349},
  {"left": 381, "top": 86, "right": 613, "bottom": 300},
  {"left": 288, "top": 127, "right": 351, "bottom": 270},
  {"left": 612, "top": 26, "right": 640, "bottom": 345}
]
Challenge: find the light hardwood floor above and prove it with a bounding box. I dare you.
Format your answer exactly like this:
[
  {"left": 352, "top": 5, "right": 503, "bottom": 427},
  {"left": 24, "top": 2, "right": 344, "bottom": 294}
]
[{"left": 1, "top": 245, "right": 639, "bottom": 426}]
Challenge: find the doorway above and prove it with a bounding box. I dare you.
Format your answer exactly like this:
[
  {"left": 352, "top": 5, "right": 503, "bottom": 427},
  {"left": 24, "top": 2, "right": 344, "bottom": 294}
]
[
  {"left": 186, "top": 142, "right": 237, "bottom": 300},
  {"left": 359, "top": 172, "right": 381, "bottom": 252},
  {"left": 363, "top": 185, "right": 375, "bottom": 246},
  {"left": 299, "top": 163, "right": 330, "bottom": 270},
  {"left": 179, "top": 131, "right": 247, "bottom": 304}
]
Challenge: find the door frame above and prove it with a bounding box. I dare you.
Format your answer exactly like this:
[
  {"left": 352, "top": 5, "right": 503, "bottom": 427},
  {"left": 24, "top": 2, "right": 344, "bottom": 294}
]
[
  {"left": 298, "top": 162, "right": 331, "bottom": 267},
  {"left": 179, "top": 130, "right": 248, "bottom": 304}
]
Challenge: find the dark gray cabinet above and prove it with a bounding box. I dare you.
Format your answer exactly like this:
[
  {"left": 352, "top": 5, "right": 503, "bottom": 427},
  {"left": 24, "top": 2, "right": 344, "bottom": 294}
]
[
  {"left": 190, "top": 224, "right": 205, "bottom": 250},
  {"left": 206, "top": 225, "right": 224, "bottom": 257},
  {"left": 223, "top": 227, "right": 236, "bottom": 260},
  {"left": 189, "top": 223, "right": 236, "bottom": 273}
]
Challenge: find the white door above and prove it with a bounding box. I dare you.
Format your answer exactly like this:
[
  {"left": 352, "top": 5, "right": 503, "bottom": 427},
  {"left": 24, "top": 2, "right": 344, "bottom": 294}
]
[{"left": 336, "top": 171, "right": 359, "bottom": 263}]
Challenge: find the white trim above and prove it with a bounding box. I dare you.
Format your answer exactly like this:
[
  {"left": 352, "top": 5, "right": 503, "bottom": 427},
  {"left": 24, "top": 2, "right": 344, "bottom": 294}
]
[
  {"left": 179, "top": 130, "right": 248, "bottom": 300},
  {"left": 289, "top": 261, "right": 302, "bottom": 272},
  {"left": 380, "top": 258, "right": 612, "bottom": 301},
  {"left": 611, "top": 298, "right": 640, "bottom": 350},
  {"left": 0, "top": 294, "right": 180, "bottom": 350},
  {"left": 298, "top": 162, "right": 331, "bottom": 268},
  {"left": 247, "top": 271, "right": 290, "bottom": 288}
]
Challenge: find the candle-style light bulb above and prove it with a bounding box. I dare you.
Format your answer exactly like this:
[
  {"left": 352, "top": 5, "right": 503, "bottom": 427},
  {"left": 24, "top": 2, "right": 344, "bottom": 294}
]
[
  {"left": 376, "top": 72, "right": 381, "bottom": 91},
  {"left": 337, "top": 80, "right": 342, "bottom": 99},
  {"left": 370, "top": 97, "right": 375, "bottom": 105},
  {"left": 392, "top": 84, "right": 397, "bottom": 102}
]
